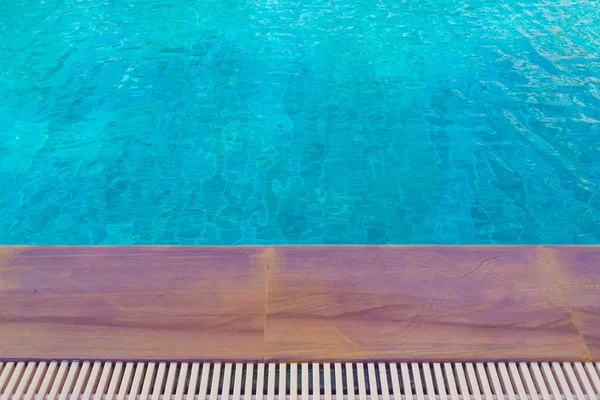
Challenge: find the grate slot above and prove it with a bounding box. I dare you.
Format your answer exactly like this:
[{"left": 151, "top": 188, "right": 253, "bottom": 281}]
[
  {"left": 13, "top": 361, "right": 35, "bottom": 398},
  {"left": 366, "top": 363, "right": 377, "bottom": 397},
  {"left": 302, "top": 363, "right": 309, "bottom": 400},
  {"left": 432, "top": 363, "right": 446, "bottom": 399},
  {"left": 26, "top": 361, "right": 49, "bottom": 399},
  {"left": 116, "top": 361, "right": 135, "bottom": 399},
  {"left": 562, "top": 362, "right": 585, "bottom": 398},
  {"left": 311, "top": 363, "right": 319, "bottom": 397},
  {"left": 551, "top": 361, "right": 574, "bottom": 400},
  {"left": 531, "top": 361, "right": 551, "bottom": 400},
  {"left": 475, "top": 362, "right": 492, "bottom": 399},
  {"left": 140, "top": 362, "right": 156, "bottom": 398},
  {"left": 378, "top": 363, "right": 390, "bottom": 400},
  {"left": 209, "top": 362, "right": 221, "bottom": 400},
  {"left": 573, "top": 362, "right": 595, "bottom": 398},
  {"left": 422, "top": 363, "right": 435, "bottom": 397},
  {"left": 323, "top": 363, "right": 332, "bottom": 400},
  {"left": 444, "top": 363, "right": 459, "bottom": 399},
  {"left": 221, "top": 363, "right": 232, "bottom": 397},
  {"left": 345, "top": 363, "right": 354, "bottom": 400},
  {"left": 256, "top": 362, "right": 265, "bottom": 398},
  {"left": 3, "top": 361, "right": 25, "bottom": 398},
  {"left": 411, "top": 362, "right": 425, "bottom": 400},
  {"left": 0, "top": 362, "right": 13, "bottom": 393},
  {"left": 508, "top": 362, "right": 527, "bottom": 399},
  {"left": 152, "top": 362, "right": 168, "bottom": 399},
  {"left": 129, "top": 362, "right": 146, "bottom": 399},
  {"left": 396, "top": 363, "right": 408, "bottom": 398},
  {"left": 497, "top": 362, "right": 516, "bottom": 399},
  {"left": 334, "top": 363, "right": 343, "bottom": 399},
  {"left": 585, "top": 362, "right": 600, "bottom": 396},
  {"left": 70, "top": 361, "right": 91, "bottom": 399},
  {"left": 291, "top": 363, "right": 299, "bottom": 400},
  {"left": 233, "top": 363, "right": 244, "bottom": 400},
  {"left": 174, "top": 362, "right": 189, "bottom": 399},
  {"left": 94, "top": 360, "right": 112, "bottom": 399},
  {"left": 267, "top": 363, "right": 276, "bottom": 400},
  {"left": 458, "top": 363, "right": 478, "bottom": 400},
  {"left": 49, "top": 361, "right": 70, "bottom": 398},
  {"left": 244, "top": 363, "right": 254, "bottom": 400},
  {"left": 356, "top": 362, "right": 366, "bottom": 399}
]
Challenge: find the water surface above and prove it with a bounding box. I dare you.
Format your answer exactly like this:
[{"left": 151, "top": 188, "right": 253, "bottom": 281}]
[{"left": 1, "top": 0, "right": 599, "bottom": 244}]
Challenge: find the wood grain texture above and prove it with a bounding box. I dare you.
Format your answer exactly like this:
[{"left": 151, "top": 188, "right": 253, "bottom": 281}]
[
  {"left": 0, "top": 246, "right": 269, "bottom": 360},
  {"left": 544, "top": 246, "right": 600, "bottom": 359},
  {"left": 264, "top": 246, "right": 590, "bottom": 362},
  {"left": 0, "top": 245, "right": 597, "bottom": 362}
]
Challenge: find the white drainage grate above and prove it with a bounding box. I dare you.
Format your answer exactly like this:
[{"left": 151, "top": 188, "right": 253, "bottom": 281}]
[{"left": 0, "top": 361, "right": 599, "bottom": 399}]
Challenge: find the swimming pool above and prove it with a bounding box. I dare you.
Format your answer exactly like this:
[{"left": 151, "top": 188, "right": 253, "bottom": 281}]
[{"left": 1, "top": 0, "right": 599, "bottom": 244}]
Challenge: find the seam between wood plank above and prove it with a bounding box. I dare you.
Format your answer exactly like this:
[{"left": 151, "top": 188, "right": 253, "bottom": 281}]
[
  {"left": 262, "top": 246, "right": 273, "bottom": 363},
  {"left": 539, "top": 246, "right": 593, "bottom": 361}
]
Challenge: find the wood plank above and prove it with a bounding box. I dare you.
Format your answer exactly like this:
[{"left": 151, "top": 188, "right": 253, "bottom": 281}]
[
  {"left": 264, "top": 246, "right": 589, "bottom": 362},
  {"left": 544, "top": 246, "right": 600, "bottom": 359},
  {"left": 0, "top": 245, "right": 596, "bottom": 362},
  {"left": 0, "top": 246, "right": 269, "bottom": 360}
]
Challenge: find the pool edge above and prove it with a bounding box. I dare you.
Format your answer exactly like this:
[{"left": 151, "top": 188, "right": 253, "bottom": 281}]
[{"left": 0, "top": 245, "right": 598, "bottom": 362}]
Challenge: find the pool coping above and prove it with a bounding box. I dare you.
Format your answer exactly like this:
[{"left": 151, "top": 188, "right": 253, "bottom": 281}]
[{"left": 0, "top": 245, "right": 598, "bottom": 362}]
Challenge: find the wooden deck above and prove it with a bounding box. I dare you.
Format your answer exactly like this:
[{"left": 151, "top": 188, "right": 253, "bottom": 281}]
[{"left": 0, "top": 245, "right": 598, "bottom": 362}]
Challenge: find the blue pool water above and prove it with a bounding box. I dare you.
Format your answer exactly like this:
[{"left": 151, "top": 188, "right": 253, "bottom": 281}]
[{"left": 1, "top": 0, "right": 599, "bottom": 244}]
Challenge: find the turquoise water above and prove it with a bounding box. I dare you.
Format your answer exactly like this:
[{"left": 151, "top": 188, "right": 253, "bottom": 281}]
[{"left": 1, "top": 0, "right": 600, "bottom": 244}]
